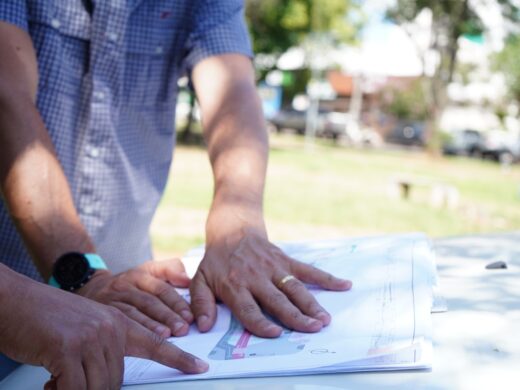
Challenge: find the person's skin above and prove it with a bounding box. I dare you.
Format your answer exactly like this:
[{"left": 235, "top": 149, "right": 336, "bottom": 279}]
[
  {"left": 0, "top": 20, "right": 352, "bottom": 338},
  {"left": 188, "top": 54, "right": 352, "bottom": 337},
  {"left": 0, "top": 264, "right": 208, "bottom": 390}
]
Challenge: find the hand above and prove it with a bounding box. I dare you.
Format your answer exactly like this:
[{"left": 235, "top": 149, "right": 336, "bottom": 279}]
[
  {"left": 190, "top": 230, "right": 352, "bottom": 338},
  {"left": 77, "top": 258, "right": 193, "bottom": 338},
  {"left": 0, "top": 268, "right": 208, "bottom": 390}
]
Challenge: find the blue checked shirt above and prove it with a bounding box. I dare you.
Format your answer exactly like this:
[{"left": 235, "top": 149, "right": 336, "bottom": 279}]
[{"left": 0, "top": 0, "right": 252, "bottom": 280}]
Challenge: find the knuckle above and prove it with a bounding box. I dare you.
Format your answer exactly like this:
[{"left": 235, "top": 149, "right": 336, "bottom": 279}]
[
  {"left": 109, "top": 306, "right": 127, "bottom": 323},
  {"left": 172, "top": 298, "right": 189, "bottom": 312},
  {"left": 190, "top": 293, "right": 210, "bottom": 308},
  {"left": 149, "top": 334, "right": 172, "bottom": 360},
  {"left": 284, "top": 280, "right": 302, "bottom": 295},
  {"left": 112, "top": 278, "right": 128, "bottom": 292},
  {"left": 237, "top": 303, "right": 259, "bottom": 319},
  {"left": 99, "top": 317, "right": 117, "bottom": 335},
  {"left": 81, "top": 323, "right": 99, "bottom": 343},
  {"left": 289, "top": 310, "right": 302, "bottom": 321},
  {"left": 154, "top": 282, "right": 170, "bottom": 298},
  {"left": 268, "top": 292, "right": 286, "bottom": 306}
]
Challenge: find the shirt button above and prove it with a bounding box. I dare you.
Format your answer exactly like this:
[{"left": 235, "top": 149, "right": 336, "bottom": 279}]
[
  {"left": 94, "top": 91, "right": 105, "bottom": 101},
  {"left": 83, "top": 205, "right": 94, "bottom": 215},
  {"left": 88, "top": 147, "right": 100, "bottom": 158},
  {"left": 106, "top": 32, "right": 118, "bottom": 42},
  {"left": 155, "top": 46, "right": 164, "bottom": 55},
  {"left": 51, "top": 19, "right": 61, "bottom": 29}
]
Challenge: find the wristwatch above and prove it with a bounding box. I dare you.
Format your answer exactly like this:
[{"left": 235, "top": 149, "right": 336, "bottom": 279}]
[{"left": 49, "top": 252, "right": 108, "bottom": 291}]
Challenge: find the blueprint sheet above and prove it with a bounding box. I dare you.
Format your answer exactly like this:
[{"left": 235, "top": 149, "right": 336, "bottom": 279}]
[{"left": 123, "top": 233, "right": 437, "bottom": 385}]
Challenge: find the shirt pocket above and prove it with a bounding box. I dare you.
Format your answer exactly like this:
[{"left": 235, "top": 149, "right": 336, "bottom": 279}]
[
  {"left": 124, "top": 24, "right": 188, "bottom": 107},
  {"left": 27, "top": 4, "right": 89, "bottom": 97}
]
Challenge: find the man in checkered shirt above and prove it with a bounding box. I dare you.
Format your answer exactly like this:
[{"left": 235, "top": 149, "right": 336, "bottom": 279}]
[{"left": 0, "top": 0, "right": 351, "bottom": 385}]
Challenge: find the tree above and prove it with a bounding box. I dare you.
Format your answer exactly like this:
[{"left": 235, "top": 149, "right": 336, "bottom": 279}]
[
  {"left": 245, "top": 0, "right": 361, "bottom": 58},
  {"left": 387, "top": 0, "right": 520, "bottom": 151},
  {"left": 383, "top": 79, "right": 429, "bottom": 122},
  {"left": 245, "top": 0, "right": 363, "bottom": 120},
  {"left": 494, "top": 34, "right": 520, "bottom": 105}
]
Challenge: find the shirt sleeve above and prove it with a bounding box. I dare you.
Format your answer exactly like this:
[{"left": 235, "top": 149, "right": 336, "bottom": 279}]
[
  {"left": 0, "top": 1, "right": 29, "bottom": 32},
  {"left": 183, "top": 0, "right": 253, "bottom": 72}
]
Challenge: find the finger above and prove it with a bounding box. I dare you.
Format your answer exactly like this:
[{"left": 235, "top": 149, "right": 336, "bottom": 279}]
[
  {"left": 120, "top": 286, "right": 189, "bottom": 336},
  {"left": 55, "top": 361, "right": 87, "bottom": 390},
  {"left": 274, "top": 272, "right": 331, "bottom": 326},
  {"left": 112, "top": 302, "right": 171, "bottom": 338},
  {"left": 227, "top": 287, "right": 283, "bottom": 338},
  {"left": 253, "top": 282, "right": 323, "bottom": 332},
  {"left": 189, "top": 272, "right": 217, "bottom": 333},
  {"left": 126, "top": 320, "right": 209, "bottom": 374},
  {"left": 104, "top": 347, "right": 124, "bottom": 390},
  {"left": 290, "top": 260, "right": 352, "bottom": 291},
  {"left": 44, "top": 378, "right": 57, "bottom": 390},
  {"left": 135, "top": 274, "right": 193, "bottom": 324},
  {"left": 147, "top": 259, "right": 191, "bottom": 287},
  {"left": 83, "top": 341, "right": 110, "bottom": 390}
]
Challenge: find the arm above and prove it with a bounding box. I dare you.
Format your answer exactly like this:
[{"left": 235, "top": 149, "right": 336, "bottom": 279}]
[
  {"left": 0, "top": 263, "right": 208, "bottom": 390},
  {"left": 0, "top": 22, "right": 94, "bottom": 281},
  {"left": 0, "top": 22, "right": 193, "bottom": 338},
  {"left": 189, "top": 54, "right": 352, "bottom": 337}
]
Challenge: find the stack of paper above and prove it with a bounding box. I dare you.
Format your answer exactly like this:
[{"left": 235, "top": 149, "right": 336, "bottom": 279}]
[{"left": 123, "top": 233, "right": 438, "bottom": 385}]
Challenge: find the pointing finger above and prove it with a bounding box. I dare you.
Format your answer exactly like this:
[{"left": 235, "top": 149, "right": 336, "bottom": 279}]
[{"left": 126, "top": 320, "right": 209, "bottom": 374}]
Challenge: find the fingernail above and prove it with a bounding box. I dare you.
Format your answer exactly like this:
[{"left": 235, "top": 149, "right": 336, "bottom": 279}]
[
  {"left": 173, "top": 322, "right": 186, "bottom": 334},
  {"left": 195, "top": 358, "right": 209, "bottom": 372},
  {"left": 307, "top": 318, "right": 322, "bottom": 328},
  {"left": 265, "top": 324, "right": 283, "bottom": 335},
  {"left": 316, "top": 311, "right": 331, "bottom": 325},
  {"left": 154, "top": 325, "right": 170, "bottom": 337},
  {"left": 179, "top": 271, "right": 189, "bottom": 279},
  {"left": 181, "top": 309, "right": 193, "bottom": 322}
]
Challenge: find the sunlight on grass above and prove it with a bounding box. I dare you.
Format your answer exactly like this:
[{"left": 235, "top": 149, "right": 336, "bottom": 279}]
[{"left": 151, "top": 134, "right": 520, "bottom": 256}]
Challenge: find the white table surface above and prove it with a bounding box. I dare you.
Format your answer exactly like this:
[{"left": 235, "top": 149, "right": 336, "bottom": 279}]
[{"left": 2, "top": 233, "right": 519, "bottom": 390}]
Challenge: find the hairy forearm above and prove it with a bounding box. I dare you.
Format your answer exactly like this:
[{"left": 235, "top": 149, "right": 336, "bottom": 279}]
[
  {"left": 206, "top": 80, "right": 268, "bottom": 212},
  {"left": 194, "top": 55, "right": 269, "bottom": 246},
  {"left": 0, "top": 95, "right": 95, "bottom": 280},
  {"left": 0, "top": 23, "right": 94, "bottom": 280}
]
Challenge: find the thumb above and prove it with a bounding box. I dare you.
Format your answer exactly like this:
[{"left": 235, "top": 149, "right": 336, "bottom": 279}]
[{"left": 125, "top": 320, "right": 208, "bottom": 374}]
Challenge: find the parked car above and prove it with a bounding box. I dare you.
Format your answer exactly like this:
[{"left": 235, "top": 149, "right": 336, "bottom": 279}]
[
  {"left": 442, "top": 129, "right": 484, "bottom": 157},
  {"left": 269, "top": 108, "right": 346, "bottom": 139},
  {"left": 270, "top": 108, "right": 317, "bottom": 135},
  {"left": 479, "top": 130, "right": 520, "bottom": 164},
  {"left": 385, "top": 121, "right": 426, "bottom": 147}
]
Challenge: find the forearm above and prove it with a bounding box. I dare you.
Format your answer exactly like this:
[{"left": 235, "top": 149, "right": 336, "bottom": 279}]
[
  {"left": 206, "top": 82, "right": 268, "bottom": 236},
  {"left": 0, "top": 23, "right": 94, "bottom": 280},
  {"left": 0, "top": 98, "right": 95, "bottom": 280},
  {"left": 194, "top": 56, "right": 269, "bottom": 246}
]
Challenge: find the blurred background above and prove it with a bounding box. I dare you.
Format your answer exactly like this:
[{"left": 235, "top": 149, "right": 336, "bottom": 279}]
[{"left": 152, "top": 0, "right": 520, "bottom": 257}]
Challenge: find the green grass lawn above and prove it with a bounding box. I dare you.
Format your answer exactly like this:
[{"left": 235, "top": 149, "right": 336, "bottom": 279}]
[{"left": 151, "top": 133, "right": 520, "bottom": 257}]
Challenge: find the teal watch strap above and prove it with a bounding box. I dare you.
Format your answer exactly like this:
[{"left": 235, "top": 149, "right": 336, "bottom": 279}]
[
  {"left": 48, "top": 253, "right": 108, "bottom": 288},
  {"left": 84, "top": 253, "right": 108, "bottom": 271},
  {"left": 48, "top": 275, "right": 60, "bottom": 288}
]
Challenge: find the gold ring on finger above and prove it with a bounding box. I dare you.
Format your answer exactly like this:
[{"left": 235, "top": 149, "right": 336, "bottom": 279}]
[{"left": 277, "top": 274, "right": 296, "bottom": 289}]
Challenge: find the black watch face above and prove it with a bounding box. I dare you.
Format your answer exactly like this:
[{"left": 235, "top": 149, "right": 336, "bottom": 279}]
[{"left": 54, "top": 253, "right": 90, "bottom": 287}]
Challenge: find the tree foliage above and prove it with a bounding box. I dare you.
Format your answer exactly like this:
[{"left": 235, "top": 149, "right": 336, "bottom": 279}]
[
  {"left": 383, "top": 79, "right": 430, "bottom": 122},
  {"left": 386, "top": 0, "right": 520, "bottom": 149},
  {"left": 245, "top": 0, "right": 361, "bottom": 55},
  {"left": 495, "top": 35, "right": 520, "bottom": 104}
]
